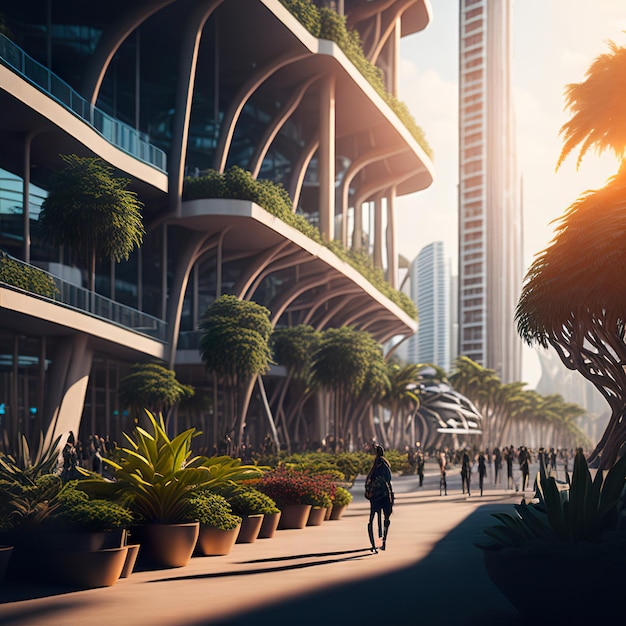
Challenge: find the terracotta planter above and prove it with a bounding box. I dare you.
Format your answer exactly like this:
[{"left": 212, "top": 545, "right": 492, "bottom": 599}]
[
  {"left": 324, "top": 506, "right": 332, "bottom": 521},
  {"left": 132, "top": 522, "right": 199, "bottom": 568},
  {"left": 277, "top": 504, "right": 312, "bottom": 530},
  {"left": 306, "top": 506, "right": 327, "bottom": 526},
  {"left": 195, "top": 524, "right": 240, "bottom": 556},
  {"left": 0, "top": 546, "right": 13, "bottom": 585},
  {"left": 53, "top": 546, "right": 129, "bottom": 588},
  {"left": 329, "top": 504, "right": 347, "bottom": 520},
  {"left": 120, "top": 544, "right": 140, "bottom": 578},
  {"left": 236, "top": 515, "right": 264, "bottom": 544},
  {"left": 257, "top": 512, "right": 281, "bottom": 539},
  {"left": 2, "top": 528, "right": 127, "bottom": 581}
]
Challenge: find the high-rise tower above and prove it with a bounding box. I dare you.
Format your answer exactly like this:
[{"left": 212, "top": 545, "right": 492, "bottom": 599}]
[
  {"left": 407, "top": 242, "right": 450, "bottom": 371},
  {"left": 458, "top": 0, "right": 523, "bottom": 382}
]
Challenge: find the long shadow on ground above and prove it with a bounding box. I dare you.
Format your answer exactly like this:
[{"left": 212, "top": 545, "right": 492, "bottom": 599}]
[{"left": 184, "top": 504, "right": 525, "bottom": 626}]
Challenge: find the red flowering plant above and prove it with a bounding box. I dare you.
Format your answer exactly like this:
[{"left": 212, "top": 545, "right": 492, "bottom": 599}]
[{"left": 252, "top": 466, "right": 336, "bottom": 509}]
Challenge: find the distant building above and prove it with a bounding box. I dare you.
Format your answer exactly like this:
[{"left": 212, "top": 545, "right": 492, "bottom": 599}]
[
  {"left": 457, "top": 0, "right": 523, "bottom": 382},
  {"left": 405, "top": 242, "right": 450, "bottom": 371}
]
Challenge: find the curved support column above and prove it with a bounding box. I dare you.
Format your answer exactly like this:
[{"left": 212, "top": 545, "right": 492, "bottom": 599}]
[
  {"left": 301, "top": 287, "right": 361, "bottom": 325},
  {"left": 269, "top": 272, "right": 332, "bottom": 325},
  {"left": 288, "top": 136, "right": 319, "bottom": 212},
  {"left": 165, "top": 230, "right": 219, "bottom": 366},
  {"left": 213, "top": 52, "right": 310, "bottom": 173},
  {"left": 82, "top": 0, "right": 176, "bottom": 105},
  {"left": 169, "top": 0, "right": 225, "bottom": 215},
  {"left": 43, "top": 334, "right": 93, "bottom": 451},
  {"left": 249, "top": 73, "right": 322, "bottom": 178},
  {"left": 386, "top": 187, "right": 398, "bottom": 288},
  {"left": 340, "top": 145, "right": 406, "bottom": 246},
  {"left": 313, "top": 293, "right": 363, "bottom": 330},
  {"left": 368, "top": 1, "right": 413, "bottom": 65},
  {"left": 347, "top": 0, "right": 398, "bottom": 30},
  {"left": 231, "top": 240, "right": 291, "bottom": 299},
  {"left": 243, "top": 250, "right": 313, "bottom": 302},
  {"left": 318, "top": 73, "right": 336, "bottom": 241}
]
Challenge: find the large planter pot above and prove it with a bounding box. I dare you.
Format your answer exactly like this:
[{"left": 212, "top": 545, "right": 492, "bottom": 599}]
[
  {"left": 120, "top": 544, "right": 140, "bottom": 578},
  {"left": 324, "top": 506, "right": 332, "bottom": 521},
  {"left": 277, "top": 504, "right": 312, "bottom": 530},
  {"left": 132, "top": 522, "right": 199, "bottom": 569},
  {"left": 236, "top": 515, "right": 264, "bottom": 544},
  {"left": 306, "top": 506, "right": 327, "bottom": 526},
  {"left": 329, "top": 504, "right": 347, "bottom": 520},
  {"left": 483, "top": 548, "right": 623, "bottom": 620},
  {"left": 2, "top": 528, "right": 127, "bottom": 581},
  {"left": 52, "top": 546, "right": 129, "bottom": 589},
  {"left": 0, "top": 546, "right": 13, "bottom": 585},
  {"left": 257, "top": 512, "right": 281, "bottom": 539},
  {"left": 195, "top": 524, "right": 240, "bottom": 556}
]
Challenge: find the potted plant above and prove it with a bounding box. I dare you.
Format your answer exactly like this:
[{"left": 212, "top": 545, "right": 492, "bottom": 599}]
[
  {"left": 476, "top": 449, "right": 626, "bottom": 620},
  {"left": 254, "top": 467, "right": 334, "bottom": 530},
  {"left": 79, "top": 410, "right": 263, "bottom": 568},
  {"left": 0, "top": 475, "right": 133, "bottom": 587},
  {"left": 329, "top": 486, "right": 353, "bottom": 520},
  {"left": 189, "top": 492, "right": 242, "bottom": 556},
  {"left": 221, "top": 485, "right": 280, "bottom": 543}
]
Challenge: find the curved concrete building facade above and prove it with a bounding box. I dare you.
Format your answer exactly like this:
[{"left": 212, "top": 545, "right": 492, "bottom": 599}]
[{"left": 0, "top": 0, "right": 433, "bottom": 450}]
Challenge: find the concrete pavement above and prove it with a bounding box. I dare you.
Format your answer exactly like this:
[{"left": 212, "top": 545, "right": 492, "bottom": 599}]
[{"left": 0, "top": 463, "right": 528, "bottom": 626}]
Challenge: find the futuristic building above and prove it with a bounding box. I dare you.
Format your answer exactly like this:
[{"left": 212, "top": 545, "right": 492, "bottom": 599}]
[
  {"left": 406, "top": 241, "right": 450, "bottom": 371},
  {"left": 457, "top": 0, "right": 523, "bottom": 383},
  {"left": 0, "top": 1, "right": 434, "bottom": 450}
]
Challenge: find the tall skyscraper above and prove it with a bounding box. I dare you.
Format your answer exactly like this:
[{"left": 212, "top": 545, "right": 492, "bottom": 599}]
[
  {"left": 406, "top": 242, "right": 450, "bottom": 371},
  {"left": 458, "top": 0, "right": 523, "bottom": 383}
]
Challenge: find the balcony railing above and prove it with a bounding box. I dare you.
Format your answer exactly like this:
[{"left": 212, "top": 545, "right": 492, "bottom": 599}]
[
  {"left": 0, "top": 33, "right": 167, "bottom": 173},
  {"left": 0, "top": 253, "right": 167, "bottom": 342}
]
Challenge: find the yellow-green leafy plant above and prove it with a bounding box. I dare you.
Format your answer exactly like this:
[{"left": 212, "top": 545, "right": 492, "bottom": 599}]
[{"left": 78, "top": 410, "right": 264, "bottom": 524}]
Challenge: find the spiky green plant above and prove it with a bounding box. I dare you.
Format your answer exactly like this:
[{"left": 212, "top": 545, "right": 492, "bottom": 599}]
[
  {"left": 0, "top": 433, "right": 62, "bottom": 485},
  {"left": 78, "top": 410, "right": 265, "bottom": 523},
  {"left": 477, "top": 449, "right": 626, "bottom": 552}
]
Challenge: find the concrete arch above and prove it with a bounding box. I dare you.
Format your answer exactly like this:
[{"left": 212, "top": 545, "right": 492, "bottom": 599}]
[
  {"left": 213, "top": 52, "right": 310, "bottom": 173},
  {"left": 249, "top": 73, "right": 323, "bottom": 178}
]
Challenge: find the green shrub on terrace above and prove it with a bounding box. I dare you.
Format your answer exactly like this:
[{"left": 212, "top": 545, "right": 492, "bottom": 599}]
[
  {"left": 183, "top": 168, "right": 416, "bottom": 319},
  {"left": 280, "top": 0, "right": 432, "bottom": 158},
  {"left": 0, "top": 252, "right": 59, "bottom": 299}
]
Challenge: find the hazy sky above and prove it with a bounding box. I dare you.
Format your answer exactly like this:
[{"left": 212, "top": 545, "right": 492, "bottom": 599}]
[{"left": 394, "top": 0, "right": 626, "bottom": 385}]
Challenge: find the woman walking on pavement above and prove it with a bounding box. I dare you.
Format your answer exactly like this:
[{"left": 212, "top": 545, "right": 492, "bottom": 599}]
[
  {"left": 461, "top": 449, "right": 472, "bottom": 496},
  {"left": 477, "top": 450, "right": 487, "bottom": 496},
  {"left": 364, "top": 445, "right": 394, "bottom": 553}
]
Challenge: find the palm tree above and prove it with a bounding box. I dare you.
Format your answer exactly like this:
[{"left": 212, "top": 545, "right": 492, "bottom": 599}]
[
  {"left": 118, "top": 362, "right": 194, "bottom": 429},
  {"left": 269, "top": 324, "right": 321, "bottom": 451},
  {"left": 199, "top": 295, "right": 272, "bottom": 452},
  {"left": 382, "top": 363, "right": 421, "bottom": 449},
  {"left": 38, "top": 154, "right": 144, "bottom": 292},
  {"left": 311, "top": 327, "right": 382, "bottom": 451}
]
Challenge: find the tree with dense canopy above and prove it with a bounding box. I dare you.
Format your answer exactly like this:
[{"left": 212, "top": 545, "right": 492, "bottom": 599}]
[
  {"left": 516, "top": 39, "right": 626, "bottom": 468},
  {"left": 38, "top": 154, "right": 144, "bottom": 292},
  {"left": 199, "top": 295, "right": 272, "bottom": 452}
]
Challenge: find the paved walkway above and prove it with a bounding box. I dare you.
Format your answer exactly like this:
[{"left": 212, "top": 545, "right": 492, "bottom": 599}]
[{"left": 0, "top": 463, "right": 531, "bottom": 626}]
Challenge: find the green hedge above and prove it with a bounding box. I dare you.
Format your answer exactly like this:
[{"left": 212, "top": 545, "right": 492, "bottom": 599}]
[
  {"left": 280, "top": 0, "right": 432, "bottom": 158},
  {"left": 0, "top": 252, "right": 59, "bottom": 299},
  {"left": 183, "top": 168, "right": 417, "bottom": 319}
]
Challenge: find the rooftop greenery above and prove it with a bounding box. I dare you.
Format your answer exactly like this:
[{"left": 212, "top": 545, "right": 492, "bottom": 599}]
[
  {"left": 183, "top": 167, "right": 417, "bottom": 319},
  {"left": 279, "top": 0, "right": 432, "bottom": 158}
]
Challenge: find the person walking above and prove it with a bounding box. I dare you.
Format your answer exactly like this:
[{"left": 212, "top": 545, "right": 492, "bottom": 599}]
[
  {"left": 438, "top": 449, "right": 448, "bottom": 496},
  {"left": 416, "top": 446, "right": 425, "bottom": 487},
  {"left": 461, "top": 449, "right": 472, "bottom": 496},
  {"left": 364, "top": 445, "right": 394, "bottom": 553},
  {"left": 477, "top": 450, "right": 487, "bottom": 496},
  {"left": 505, "top": 445, "right": 515, "bottom": 490},
  {"left": 519, "top": 446, "right": 531, "bottom": 491},
  {"left": 493, "top": 446, "right": 502, "bottom": 485}
]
